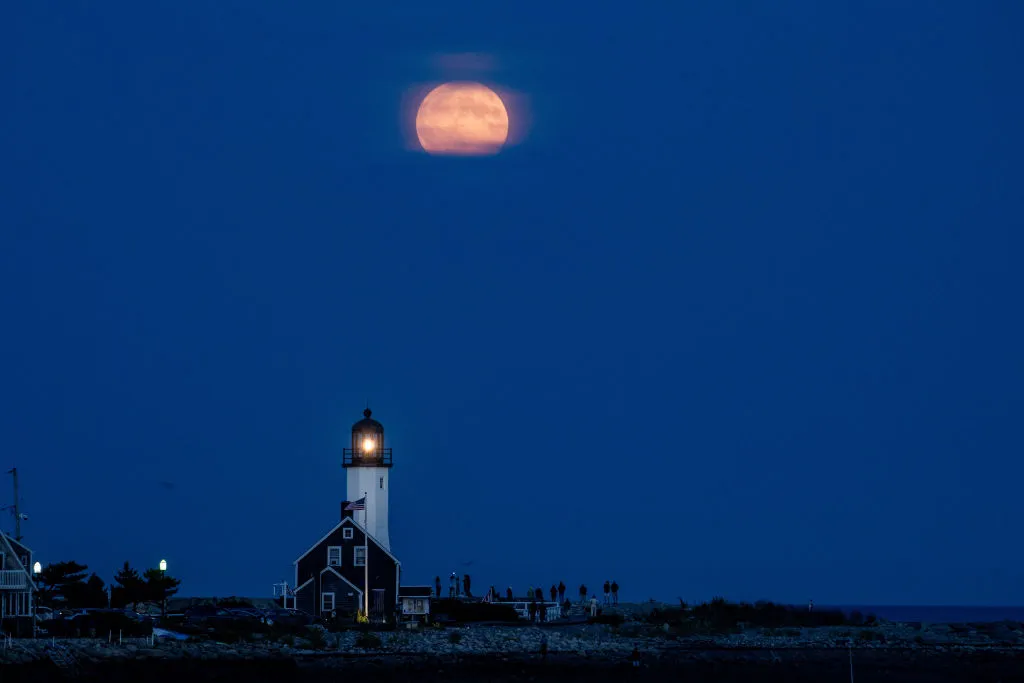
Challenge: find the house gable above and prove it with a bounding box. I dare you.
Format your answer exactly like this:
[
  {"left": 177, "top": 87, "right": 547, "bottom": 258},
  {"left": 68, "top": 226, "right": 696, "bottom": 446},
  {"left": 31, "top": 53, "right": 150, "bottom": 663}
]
[
  {"left": 294, "top": 516, "right": 398, "bottom": 565},
  {"left": 0, "top": 532, "right": 36, "bottom": 590}
]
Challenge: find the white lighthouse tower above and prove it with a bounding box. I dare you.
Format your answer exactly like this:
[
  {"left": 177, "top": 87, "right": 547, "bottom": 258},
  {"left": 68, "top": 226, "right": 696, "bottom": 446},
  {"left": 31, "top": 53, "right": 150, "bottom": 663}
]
[{"left": 343, "top": 408, "right": 392, "bottom": 551}]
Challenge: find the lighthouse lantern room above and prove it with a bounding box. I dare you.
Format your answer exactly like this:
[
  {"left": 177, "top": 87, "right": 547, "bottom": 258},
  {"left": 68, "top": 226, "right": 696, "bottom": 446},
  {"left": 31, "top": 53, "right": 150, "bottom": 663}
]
[{"left": 343, "top": 408, "right": 393, "bottom": 551}]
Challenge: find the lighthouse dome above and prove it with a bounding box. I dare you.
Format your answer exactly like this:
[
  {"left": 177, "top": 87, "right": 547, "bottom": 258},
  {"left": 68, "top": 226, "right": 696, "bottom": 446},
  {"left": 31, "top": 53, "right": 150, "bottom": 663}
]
[{"left": 352, "top": 408, "right": 383, "bottom": 435}]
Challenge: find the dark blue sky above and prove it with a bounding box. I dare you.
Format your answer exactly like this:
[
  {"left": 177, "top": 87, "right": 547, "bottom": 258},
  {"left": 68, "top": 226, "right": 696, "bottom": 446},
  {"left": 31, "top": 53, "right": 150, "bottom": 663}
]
[{"left": 3, "top": 1, "right": 1023, "bottom": 605}]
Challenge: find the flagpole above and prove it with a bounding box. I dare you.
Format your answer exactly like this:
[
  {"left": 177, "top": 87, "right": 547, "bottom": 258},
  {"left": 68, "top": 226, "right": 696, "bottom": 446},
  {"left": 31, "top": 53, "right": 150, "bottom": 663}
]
[{"left": 364, "top": 490, "right": 369, "bottom": 618}]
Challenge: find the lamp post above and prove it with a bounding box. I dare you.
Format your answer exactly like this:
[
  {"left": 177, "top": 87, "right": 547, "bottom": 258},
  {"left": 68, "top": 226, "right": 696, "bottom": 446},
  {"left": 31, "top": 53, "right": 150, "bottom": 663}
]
[
  {"left": 32, "top": 561, "right": 42, "bottom": 638},
  {"left": 159, "top": 559, "right": 167, "bottom": 618}
]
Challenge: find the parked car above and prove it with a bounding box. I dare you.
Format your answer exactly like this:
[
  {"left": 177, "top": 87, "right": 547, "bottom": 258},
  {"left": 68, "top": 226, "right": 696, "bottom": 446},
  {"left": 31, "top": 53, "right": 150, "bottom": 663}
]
[
  {"left": 180, "top": 604, "right": 266, "bottom": 632},
  {"left": 262, "top": 608, "right": 327, "bottom": 632},
  {"left": 46, "top": 609, "right": 153, "bottom": 637},
  {"left": 226, "top": 607, "right": 278, "bottom": 628}
]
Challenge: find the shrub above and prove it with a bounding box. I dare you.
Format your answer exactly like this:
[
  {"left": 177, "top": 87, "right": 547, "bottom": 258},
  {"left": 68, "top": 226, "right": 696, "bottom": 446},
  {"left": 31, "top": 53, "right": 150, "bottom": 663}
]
[
  {"left": 430, "top": 599, "right": 518, "bottom": 623},
  {"left": 682, "top": 598, "right": 850, "bottom": 631},
  {"left": 448, "top": 631, "right": 463, "bottom": 644},
  {"left": 589, "top": 613, "right": 624, "bottom": 626},
  {"left": 858, "top": 629, "right": 884, "bottom": 642},
  {"left": 355, "top": 632, "right": 383, "bottom": 649}
]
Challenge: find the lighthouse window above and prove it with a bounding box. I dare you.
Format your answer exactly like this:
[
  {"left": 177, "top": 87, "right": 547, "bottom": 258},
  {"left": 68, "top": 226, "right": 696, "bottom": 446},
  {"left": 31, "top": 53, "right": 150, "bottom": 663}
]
[
  {"left": 327, "top": 546, "right": 342, "bottom": 566},
  {"left": 379, "top": 477, "right": 384, "bottom": 489}
]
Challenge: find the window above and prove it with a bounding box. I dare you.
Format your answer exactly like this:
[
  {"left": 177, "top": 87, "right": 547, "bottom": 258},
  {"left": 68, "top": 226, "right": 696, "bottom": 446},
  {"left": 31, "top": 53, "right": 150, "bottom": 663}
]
[
  {"left": 327, "top": 546, "right": 342, "bottom": 566},
  {"left": 354, "top": 546, "right": 366, "bottom": 566},
  {"left": 379, "top": 477, "right": 384, "bottom": 489},
  {"left": 322, "top": 592, "right": 335, "bottom": 612},
  {"left": 343, "top": 528, "right": 354, "bottom": 540},
  {"left": 20, "top": 556, "right": 28, "bottom": 568}
]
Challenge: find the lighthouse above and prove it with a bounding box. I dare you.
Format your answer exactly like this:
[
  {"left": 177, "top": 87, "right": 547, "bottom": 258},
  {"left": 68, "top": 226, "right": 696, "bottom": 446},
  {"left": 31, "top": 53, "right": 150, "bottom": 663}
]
[{"left": 343, "top": 408, "right": 392, "bottom": 551}]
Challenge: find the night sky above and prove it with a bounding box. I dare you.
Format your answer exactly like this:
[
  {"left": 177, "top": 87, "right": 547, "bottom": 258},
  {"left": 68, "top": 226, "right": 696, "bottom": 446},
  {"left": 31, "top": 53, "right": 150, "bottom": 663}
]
[{"left": 3, "top": 2, "right": 1023, "bottom": 606}]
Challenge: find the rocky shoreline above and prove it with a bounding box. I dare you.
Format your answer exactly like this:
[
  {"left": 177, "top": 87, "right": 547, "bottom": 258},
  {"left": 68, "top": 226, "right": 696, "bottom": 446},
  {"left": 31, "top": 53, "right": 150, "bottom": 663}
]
[{"left": 3, "top": 621, "right": 1024, "bottom": 682}]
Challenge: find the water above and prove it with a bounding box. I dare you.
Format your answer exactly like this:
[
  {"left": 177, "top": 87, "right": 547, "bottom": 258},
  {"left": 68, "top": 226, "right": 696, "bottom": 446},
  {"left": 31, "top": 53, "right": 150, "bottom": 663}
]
[{"left": 823, "top": 605, "right": 1024, "bottom": 623}]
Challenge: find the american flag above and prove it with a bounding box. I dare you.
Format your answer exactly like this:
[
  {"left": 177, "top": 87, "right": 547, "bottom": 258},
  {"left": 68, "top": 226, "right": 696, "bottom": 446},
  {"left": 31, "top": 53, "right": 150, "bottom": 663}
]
[{"left": 345, "top": 497, "right": 366, "bottom": 511}]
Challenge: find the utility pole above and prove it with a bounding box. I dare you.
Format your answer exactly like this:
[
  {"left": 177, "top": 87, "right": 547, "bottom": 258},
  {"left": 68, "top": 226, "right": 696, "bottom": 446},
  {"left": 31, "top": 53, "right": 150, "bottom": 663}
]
[{"left": 5, "top": 468, "right": 22, "bottom": 541}]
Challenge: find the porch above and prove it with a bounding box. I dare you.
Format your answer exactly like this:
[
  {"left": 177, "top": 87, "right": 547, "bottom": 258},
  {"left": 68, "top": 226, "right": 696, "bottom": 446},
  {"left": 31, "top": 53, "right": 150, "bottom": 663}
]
[
  {"left": 0, "top": 590, "right": 33, "bottom": 617},
  {"left": 0, "top": 570, "right": 28, "bottom": 589}
]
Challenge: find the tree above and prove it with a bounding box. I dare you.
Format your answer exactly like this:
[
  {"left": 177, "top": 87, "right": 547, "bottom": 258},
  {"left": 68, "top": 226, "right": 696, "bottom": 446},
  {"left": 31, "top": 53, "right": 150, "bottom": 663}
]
[
  {"left": 36, "top": 561, "right": 89, "bottom": 608},
  {"left": 143, "top": 567, "right": 181, "bottom": 612},
  {"left": 112, "top": 561, "right": 146, "bottom": 610},
  {"left": 70, "top": 573, "right": 109, "bottom": 608}
]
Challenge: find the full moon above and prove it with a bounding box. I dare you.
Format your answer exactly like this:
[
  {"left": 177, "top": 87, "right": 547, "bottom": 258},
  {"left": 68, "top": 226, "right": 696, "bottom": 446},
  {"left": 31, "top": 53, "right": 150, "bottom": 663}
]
[{"left": 415, "top": 82, "right": 509, "bottom": 156}]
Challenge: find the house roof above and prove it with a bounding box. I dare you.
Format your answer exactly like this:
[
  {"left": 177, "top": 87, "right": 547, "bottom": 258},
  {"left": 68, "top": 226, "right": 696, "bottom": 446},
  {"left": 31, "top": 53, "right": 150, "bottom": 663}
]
[
  {"left": 0, "top": 531, "right": 36, "bottom": 591},
  {"left": 293, "top": 516, "right": 400, "bottom": 566}
]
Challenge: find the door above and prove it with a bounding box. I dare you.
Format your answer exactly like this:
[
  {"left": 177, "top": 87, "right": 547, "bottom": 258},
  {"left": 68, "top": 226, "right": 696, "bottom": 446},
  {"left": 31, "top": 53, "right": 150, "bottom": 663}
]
[{"left": 371, "top": 589, "right": 386, "bottom": 622}]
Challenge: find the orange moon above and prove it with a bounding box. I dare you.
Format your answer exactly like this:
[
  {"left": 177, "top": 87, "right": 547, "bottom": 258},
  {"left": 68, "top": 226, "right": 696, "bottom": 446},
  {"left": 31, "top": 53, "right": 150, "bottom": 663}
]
[{"left": 415, "top": 82, "right": 509, "bottom": 156}]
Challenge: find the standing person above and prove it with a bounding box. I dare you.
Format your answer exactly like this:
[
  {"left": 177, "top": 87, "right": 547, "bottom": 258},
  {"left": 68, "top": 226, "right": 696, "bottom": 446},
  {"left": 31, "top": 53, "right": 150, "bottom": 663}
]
[
  {"left": 435, "top": 576, "right": 442, "bottom": 599},
  {"left": 450, "top": 572, "right": 458, "bottom": 598},
  {"left": 507, "top": 586, "right": 513, "bottom": 601},
  {"left": 590, "top": 597, "right": 599, "bottom": 617},
  {"left": 463, "top": 574, "right": 472, "bottom": 597},
  {"left": 631, "top": 645, "right": 641, "bottom": 668},
  {"left": 528, "top": 601, "right": 537, "bottom": 622},
  {"left": 539, "top": 601, "right": 548, "bottom": 623},
  {"left": 535, "top": 587, "right": 543, "bottom": 601},
  {"left": 611, "top": 580, "right": 619, "bottom": 605},
  {"left": 808, "top": 599, "right": 814, "bottom": 612},
  {"left": 603, "top": 580, "right": 611, "bottom": 604},
  {"left": 549, "top": 585, "right": 557, "bottom": 603},
  {"left": 527, "top": 585, "right": 533, "bottom": 602},
  {"left": 558, "top": 581, "right": 566, "bottom": 603},
  {"left": 579, "top": 584, "right": 588, "bottom": 604}
]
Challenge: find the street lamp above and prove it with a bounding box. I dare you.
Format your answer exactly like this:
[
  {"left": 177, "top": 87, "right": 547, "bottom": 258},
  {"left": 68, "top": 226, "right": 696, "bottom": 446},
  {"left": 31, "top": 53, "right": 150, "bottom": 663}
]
[
  {"left": 32, "top": 561, "right": 42, "bottom": 638},
  {"left": 159, "top": 560, "right": 167, "bottom": 618}
]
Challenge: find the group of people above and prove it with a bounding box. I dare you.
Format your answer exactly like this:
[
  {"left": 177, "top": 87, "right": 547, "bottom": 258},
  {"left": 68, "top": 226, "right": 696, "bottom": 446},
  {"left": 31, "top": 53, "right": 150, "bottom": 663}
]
[
  {"left": 436, "top": 573, "right": 473, "bottom": 599},
  {"left": 577, "top": 580, "right": 621, "bottom": 605},
  {"left": 432, "top": 574, "right": 622, "bottom": 613}
]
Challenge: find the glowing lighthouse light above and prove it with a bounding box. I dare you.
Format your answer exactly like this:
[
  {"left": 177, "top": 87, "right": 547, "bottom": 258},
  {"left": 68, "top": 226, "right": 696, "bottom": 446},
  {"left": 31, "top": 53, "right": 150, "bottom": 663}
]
[{"left": 362, "top": 438, "right": 376, "bottom": 453}]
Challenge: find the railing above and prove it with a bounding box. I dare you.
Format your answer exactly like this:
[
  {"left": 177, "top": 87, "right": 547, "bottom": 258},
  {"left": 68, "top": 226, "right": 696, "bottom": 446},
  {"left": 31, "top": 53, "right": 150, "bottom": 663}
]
[
  {"left": 342, "top": 448, "right": 393, "bottom": 467},
  {"left": 0, "top": 570, "right": 28, "bottom": 589}
]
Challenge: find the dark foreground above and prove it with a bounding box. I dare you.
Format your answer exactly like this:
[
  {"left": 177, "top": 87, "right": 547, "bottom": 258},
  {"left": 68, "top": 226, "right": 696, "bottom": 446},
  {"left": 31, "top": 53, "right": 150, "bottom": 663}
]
[{"left": 3, "top": 649, "right": 1024, "bottom": 683}]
